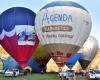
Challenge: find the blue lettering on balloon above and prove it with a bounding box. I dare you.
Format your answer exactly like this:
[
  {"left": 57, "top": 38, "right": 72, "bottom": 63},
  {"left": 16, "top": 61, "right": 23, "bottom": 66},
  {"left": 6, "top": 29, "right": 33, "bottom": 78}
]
[
  {"left": 53, "top": 14, "right": 58, "bottom": 22},
  {"left": 50, "top": 14, "right": 54, "bottom": 21},
  {"left": 42, "top": 9, "right": 49, "bottom": 25},
  {"left": 67, "top": 15, "right": 72, "bottom": 22},
  {"left": 42, "top": 9, "right": 72, "bottom": 25}
]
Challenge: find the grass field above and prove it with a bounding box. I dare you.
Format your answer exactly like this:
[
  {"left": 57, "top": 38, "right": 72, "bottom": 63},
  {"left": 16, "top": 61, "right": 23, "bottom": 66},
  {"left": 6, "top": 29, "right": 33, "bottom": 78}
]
[{"left": 0, "top": 73, "right": 88, "bottom": 80}]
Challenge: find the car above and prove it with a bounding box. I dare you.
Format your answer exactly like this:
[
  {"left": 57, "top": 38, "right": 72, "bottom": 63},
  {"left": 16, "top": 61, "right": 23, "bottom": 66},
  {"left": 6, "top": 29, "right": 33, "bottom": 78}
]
[
  {"left": 88, "top": 69, "right": 100, "bottom": 79},
  {"left": 88, "top": 71, "right": 95, "bottom": 79},
  {"left": 66, "top": 70, "right": 76, "bottom": 79},
  {"left": 94, "top": 70, "right": 100, "bottom": 79},
  {"left": 59, "top": 71, "right": 67, "bottom": 80},
  {"left": 4, "top": 68, "right": 19, "bottom": 77},
  {"left": 59, "top": 70, "right": 76, "bottom": 80},
  {"left": 59, "top": 71, "right": 66, "bottom": 77}
]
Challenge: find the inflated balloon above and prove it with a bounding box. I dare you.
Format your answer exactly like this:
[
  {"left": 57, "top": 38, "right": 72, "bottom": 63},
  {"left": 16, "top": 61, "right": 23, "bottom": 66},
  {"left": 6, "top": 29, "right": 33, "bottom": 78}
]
[
  {"left": 35, "top": 1, "right": 92, "bottom": 67},
  {"left": 79, "top": 36, "right": 99, "bottom": 70},
  {"left": 65, "top": 53, "right": 80, "bottom": 69},
  {"left": 0, "top": 7, "right": 39, "bottom": 68},
  {"left": 33, "top": 44, "right": 50, "bottom": 70}
]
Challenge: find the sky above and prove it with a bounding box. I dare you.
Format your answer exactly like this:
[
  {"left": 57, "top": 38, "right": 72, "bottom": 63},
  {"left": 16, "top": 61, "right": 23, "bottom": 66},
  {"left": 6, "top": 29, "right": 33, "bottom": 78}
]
[{"left": 0, "top": 0, "right": 100, "bottom": 47}]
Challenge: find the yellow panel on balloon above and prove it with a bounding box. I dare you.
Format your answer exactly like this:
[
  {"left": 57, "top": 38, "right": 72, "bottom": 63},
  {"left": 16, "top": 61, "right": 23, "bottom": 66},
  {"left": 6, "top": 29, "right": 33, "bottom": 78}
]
[
  {"left": 47, "top": 58, "right": 69, "bottom": 72},
  {"left": 46, "top": 58, "right": 59, "bottom": 72},
  {"left": 0, "top": 46, "right": 9, "bottom": 60},
  {"left": 72, "top": 61, "right": 82, "bottom": 72},
  {"left": 0, "top": 61, "right": 3, "bottom": 70},
  {"left": 62, "top": 65, "right": 69, "bottom": 71},
  {"left": 87, "top": 49, "right": 100, "bottom": 69}
]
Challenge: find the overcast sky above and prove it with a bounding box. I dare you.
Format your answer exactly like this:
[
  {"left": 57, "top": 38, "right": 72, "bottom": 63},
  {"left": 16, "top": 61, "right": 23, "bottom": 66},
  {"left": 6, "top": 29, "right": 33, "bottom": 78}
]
[{"left": 0, "top": 0, "right": 100, "bottom": 47}]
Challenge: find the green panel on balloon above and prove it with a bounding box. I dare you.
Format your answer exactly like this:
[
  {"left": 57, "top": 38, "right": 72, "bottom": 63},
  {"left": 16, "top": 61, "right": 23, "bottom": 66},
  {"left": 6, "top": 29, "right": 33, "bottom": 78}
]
[
  {"left": 33, "top": 44, "right": 49, "bottom": 58},
  {"left": 32, "top": 44, "right": 50, "bottom": 67}
]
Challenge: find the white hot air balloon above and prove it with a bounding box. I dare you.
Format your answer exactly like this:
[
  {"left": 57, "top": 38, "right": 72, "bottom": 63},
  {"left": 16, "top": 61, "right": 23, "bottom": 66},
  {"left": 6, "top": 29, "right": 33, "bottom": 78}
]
[
  {"left": 79, "top": 36, "right": 99, "bottom": 70},
  {"left": 35, "top": 1, "right": 92, "bottom": 67}
]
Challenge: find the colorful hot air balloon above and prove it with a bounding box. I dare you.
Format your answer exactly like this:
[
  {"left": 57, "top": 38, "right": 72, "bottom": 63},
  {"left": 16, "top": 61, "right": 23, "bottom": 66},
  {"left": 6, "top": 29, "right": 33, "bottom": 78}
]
[
  {"left": 79, "top": 36, "right": 99, "bottom": 70},
  {"left": 35, "top": 1, "right": 92, "bottom": 67},
  {"left": 33, "top": 44, "right": 50, "bottom": 72},
  {"left": 65, "top": 53, "right": 80, "bottom": 69},
  {"left": 0, "top": 7, "right": 39, "bottom": 68}
]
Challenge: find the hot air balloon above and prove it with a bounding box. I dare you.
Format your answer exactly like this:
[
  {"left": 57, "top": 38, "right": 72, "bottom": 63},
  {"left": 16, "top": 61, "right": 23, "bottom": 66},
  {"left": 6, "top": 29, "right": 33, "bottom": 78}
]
[
  {"left": 0, "top": 7, "right": 39, "bottom": 68},
  {"left": 65, "top": 53, "right": 80, "bottom": 69},
  {"left": 79, "top": 36, "right": 99, "bottom": 70},
  {"left": 35, "top": 1, "right": 92, "bottom": 67},
  {"left": 33, "top": 44, "right": 50, "bottom": 72}
]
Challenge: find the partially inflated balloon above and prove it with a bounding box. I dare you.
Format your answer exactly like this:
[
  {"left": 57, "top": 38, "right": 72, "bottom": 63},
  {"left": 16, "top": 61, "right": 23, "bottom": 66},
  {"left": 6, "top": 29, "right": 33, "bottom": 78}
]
[
  {"left": 79, "top": 36, "right": 99, "bottom": 70},
  {"left": 3, "top": 56, "right": 41, "bottom": 73},
  {"left": 0, "top": 7, "right": 39, "bottom": 68},
  {"left": 35, "top": 1, "right": 92, "bottom": 67}
]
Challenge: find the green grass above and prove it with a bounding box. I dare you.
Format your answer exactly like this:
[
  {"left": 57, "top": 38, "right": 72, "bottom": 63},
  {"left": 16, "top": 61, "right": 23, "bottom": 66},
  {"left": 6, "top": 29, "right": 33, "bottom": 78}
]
[
  {"left": 0, "top": 73, "right": 88, "bottom": 80},
  {"left": 76, "top": 76, "right": 88, "bottom": 80},
  {"left": 0, "top": 73, "right": 60, "bottom": 80}
]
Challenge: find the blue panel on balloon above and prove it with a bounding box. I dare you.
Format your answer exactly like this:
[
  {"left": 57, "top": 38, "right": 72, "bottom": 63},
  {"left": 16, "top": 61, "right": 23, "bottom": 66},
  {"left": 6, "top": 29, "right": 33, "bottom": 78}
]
[
  {"left": 3, "top": 56, "right": 20, "bottom": 71},
  {"left": 27, "top": 58, "right": 42, "bottom": 73},
  {"left": 65, "top": 53, "right": 81, "bottom": 69},
  {"left": 0, "top": 7, "right": 36, "bottom": 34},
  {"left": 40, "top": 1, "right": 88, "bottom": 12}
]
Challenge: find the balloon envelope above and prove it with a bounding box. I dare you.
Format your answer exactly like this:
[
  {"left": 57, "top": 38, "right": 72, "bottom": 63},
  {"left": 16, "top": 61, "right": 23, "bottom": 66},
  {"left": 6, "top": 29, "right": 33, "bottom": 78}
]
[
  {"left": 0, "top": 7, "right": 39, "bottom": 68},
  {"left": 65, "top": 53, "right": 80, "bottom": 69},
  {"left": 79, "top": 36, "right": 99, "bottom": 69},
  {"left": 35, "top": 1, "right": 92, "bottom": 67}
]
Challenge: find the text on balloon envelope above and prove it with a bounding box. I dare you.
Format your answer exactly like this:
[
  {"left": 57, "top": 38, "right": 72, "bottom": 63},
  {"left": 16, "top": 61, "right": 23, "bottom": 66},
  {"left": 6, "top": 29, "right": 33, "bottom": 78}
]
[
  {"left": 42, "top": 10, "right": 73, "bottom": 25},
  {"left": 42, "top": 25, "right": 72, "bottom": 32},
  {"left": 43, "top": 34, "right": 74, "bottom": 39}
]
